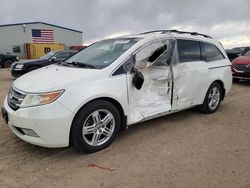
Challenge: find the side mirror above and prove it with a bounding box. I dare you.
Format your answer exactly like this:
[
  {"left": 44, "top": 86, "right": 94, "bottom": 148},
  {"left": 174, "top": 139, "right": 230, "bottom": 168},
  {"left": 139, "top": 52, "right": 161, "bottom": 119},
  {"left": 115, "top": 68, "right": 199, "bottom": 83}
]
[
  {"left": 50, "top": 56, "right": 57, "bottom": 62},
  {"left": 132, "top": 69, "right": 144, "bottom": 90}
]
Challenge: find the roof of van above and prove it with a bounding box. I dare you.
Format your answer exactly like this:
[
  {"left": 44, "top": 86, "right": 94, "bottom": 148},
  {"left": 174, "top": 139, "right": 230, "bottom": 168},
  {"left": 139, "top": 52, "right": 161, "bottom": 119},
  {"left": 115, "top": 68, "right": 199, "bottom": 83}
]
[
  {"left": 125, "top": 30, "right": 212, "bottom": 39},
  {"left": 121, "top": 30, "right": 217, "bottom": 45}
]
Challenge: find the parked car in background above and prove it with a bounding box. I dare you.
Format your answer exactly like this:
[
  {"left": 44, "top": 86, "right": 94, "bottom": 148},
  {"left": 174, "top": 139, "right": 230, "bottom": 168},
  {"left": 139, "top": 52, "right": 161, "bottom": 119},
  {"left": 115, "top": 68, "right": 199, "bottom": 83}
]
[
  {"left": 10, "top": 50, "right": 76, "bottom": 77},
  {"left": 226, "top": 47, "right": 250, "bottom": 61},
  {"left": 2, "top": 30, "right": 232, "bottom": 153},
  {"left": 0, "top": 52, "right": 19, "bottom": 68},
  {"left": 231, "top": 50, "right": 250, "bottom": 82}
]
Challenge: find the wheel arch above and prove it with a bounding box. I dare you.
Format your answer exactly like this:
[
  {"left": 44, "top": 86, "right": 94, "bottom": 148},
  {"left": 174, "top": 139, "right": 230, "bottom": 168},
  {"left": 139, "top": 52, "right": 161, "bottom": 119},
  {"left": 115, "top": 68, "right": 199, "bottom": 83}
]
[
  {"left": 213, "top": 80, "right": 225, "bottom": 100},
  {"left": 69, "top": 97, "right": 127, "bottom": 146}
]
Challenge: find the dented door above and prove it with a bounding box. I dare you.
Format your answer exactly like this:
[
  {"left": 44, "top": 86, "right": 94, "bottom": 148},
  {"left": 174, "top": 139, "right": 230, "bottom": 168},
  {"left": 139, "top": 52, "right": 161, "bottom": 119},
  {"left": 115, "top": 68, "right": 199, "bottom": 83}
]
[
  {"left": 126, "top": 40, "right": 173, "bottom": 124},
  {"left": 172, "top": 39, "right": 209, "bottom": 110}
]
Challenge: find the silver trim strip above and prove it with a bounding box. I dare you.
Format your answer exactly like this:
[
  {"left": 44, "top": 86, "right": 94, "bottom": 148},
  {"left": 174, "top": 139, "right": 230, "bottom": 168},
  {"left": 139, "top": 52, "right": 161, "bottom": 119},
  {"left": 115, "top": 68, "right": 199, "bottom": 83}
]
[{"left": 208, "top": 65, "right": 231, "bottom": 70}]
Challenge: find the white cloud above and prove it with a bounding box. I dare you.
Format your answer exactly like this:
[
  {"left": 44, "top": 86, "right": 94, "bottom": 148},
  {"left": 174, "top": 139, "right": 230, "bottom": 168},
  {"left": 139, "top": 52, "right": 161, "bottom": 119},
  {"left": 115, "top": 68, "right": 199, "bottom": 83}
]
[
  {"left": 0, "top": 0, "right": 250, "bottom": 49},
  {"left": 220, "top": 36, "right": 250, "bottom": 49}
]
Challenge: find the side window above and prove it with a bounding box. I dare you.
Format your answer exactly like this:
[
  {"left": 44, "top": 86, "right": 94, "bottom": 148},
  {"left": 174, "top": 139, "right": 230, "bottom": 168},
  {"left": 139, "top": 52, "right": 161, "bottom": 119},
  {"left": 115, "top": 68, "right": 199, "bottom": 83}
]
[
  {"left": 177, "top": 39, "right": 201, "bottom": 62},
  {"left": 113, "top": 65, "right": 126, "bottom": 76},
  {"left": 201, "top": 42, "right": 225, "bottom": 62},
  {"left": 112, "top": 55, "right": 135, "bottom": 76},
  {"left": 135, "top": 41, "right": 167, "bottom": 69}
]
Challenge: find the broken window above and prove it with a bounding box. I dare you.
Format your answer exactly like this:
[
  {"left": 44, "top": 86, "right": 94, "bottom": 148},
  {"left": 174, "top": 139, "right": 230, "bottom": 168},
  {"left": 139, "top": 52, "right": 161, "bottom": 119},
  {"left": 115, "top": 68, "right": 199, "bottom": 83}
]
[
  {"left": 135, "top": 41, "right": 169, "bottom": 69},
  {"left": 128, "top": 40, "right": 173, "bottom": 122}
]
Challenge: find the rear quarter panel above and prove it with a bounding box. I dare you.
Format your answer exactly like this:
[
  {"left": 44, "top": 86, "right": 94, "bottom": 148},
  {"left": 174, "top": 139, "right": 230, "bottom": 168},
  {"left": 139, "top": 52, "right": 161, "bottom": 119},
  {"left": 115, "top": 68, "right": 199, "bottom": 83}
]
[{"left": 207, "top": 59, "right": 232, "bottom": 95}]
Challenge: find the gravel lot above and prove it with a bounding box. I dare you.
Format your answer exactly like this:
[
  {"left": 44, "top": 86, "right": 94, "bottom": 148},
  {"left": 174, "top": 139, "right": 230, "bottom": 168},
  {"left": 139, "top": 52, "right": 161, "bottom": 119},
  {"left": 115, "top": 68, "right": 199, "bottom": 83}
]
[{"left": 0, "top": 68, "right": 250, "bottom": 188}]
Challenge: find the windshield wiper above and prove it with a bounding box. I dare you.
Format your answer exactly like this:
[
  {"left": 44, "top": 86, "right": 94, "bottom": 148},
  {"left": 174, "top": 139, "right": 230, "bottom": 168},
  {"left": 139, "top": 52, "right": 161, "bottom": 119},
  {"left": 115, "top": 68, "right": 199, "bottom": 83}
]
[
  {"left": 58, "top": 61, "right": 72, "bottom": 67},
  {"left": 63, "top": 61, "right": 96, "bottom": 69}
]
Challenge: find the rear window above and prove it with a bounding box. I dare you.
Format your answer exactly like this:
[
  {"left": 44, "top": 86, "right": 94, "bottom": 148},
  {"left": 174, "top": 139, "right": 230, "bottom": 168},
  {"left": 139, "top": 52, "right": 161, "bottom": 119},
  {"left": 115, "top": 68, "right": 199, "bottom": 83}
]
[
  {"left": 201, "top": 42, "right": 224, "bottom": 62},
  {"left": 177, "top": 39, "right": 201, "bottom": 62}
]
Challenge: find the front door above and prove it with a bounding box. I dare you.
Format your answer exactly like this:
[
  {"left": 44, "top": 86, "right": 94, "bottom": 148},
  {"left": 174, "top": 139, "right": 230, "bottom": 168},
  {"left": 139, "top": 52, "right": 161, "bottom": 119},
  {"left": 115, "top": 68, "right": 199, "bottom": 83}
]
[{"left": 127, "top": 40, "right": 173, "bottom": 124}]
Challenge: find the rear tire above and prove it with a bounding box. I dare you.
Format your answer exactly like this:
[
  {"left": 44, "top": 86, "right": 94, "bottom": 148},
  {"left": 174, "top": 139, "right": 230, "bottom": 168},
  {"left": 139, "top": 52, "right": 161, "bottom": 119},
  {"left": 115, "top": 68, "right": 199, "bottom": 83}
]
[
  {"left": 71, "top": 100, "right": 121, "bottom": 153},
  {"left": 199, "top": 82, "right": 222, "bottom": 114},
  {"left": 3, "top": 60, "right": 13, "bottom": 68}
]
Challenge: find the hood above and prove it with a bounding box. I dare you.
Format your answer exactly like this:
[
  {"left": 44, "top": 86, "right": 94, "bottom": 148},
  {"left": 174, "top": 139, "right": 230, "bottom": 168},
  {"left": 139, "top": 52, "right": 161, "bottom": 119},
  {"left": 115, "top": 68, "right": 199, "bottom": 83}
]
[
  {"left": 13, "top": 64, "right": 103, "bottom": 93},
  {"left": 14, "top": 59, "right": 43, "bottom": 64},
  {"left": 233, "top": 56, "right": 250, "bottom": 64}
]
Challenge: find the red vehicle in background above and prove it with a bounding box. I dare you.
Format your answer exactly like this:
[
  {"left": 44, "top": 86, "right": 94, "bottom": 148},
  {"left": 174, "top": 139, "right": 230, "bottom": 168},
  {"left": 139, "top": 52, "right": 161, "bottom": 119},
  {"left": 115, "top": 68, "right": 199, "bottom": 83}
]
[{"left": 231, "top": 51, "right": 250, "bottom": 82}]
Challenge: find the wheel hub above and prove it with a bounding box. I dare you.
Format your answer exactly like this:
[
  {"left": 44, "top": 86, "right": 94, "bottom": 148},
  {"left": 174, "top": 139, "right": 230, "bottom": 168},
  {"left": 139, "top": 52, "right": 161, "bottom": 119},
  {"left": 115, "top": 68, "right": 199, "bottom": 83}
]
[
  {"left": 82, "top": 109, "right": 115, "bottom": 146},
  {"left": 208, "top": 87, "right": 220, "bottom": 110}
]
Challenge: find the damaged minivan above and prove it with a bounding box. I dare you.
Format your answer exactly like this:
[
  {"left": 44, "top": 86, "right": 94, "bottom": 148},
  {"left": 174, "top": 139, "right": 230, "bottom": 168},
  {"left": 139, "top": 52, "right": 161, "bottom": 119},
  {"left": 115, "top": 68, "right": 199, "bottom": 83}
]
[{"left": 2, "top": 30, "right": 232, "bottom": 153}]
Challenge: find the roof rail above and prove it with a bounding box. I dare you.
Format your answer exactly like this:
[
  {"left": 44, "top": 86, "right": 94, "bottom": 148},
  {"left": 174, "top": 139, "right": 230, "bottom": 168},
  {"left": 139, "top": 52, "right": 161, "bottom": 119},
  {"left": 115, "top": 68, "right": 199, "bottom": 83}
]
[
  {"left": 140, "top": 29, "right": 212, "bottom": 39},
  {"left": 140, "top": 30, "right": 169, "bottom": 35}
]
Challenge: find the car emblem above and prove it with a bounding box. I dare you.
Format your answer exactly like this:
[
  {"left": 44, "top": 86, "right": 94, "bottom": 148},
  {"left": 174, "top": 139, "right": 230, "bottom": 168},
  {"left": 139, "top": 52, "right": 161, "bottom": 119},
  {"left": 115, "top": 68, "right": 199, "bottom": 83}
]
[{"left": 246, "top": 64, "right": 250, "bottom": 68}]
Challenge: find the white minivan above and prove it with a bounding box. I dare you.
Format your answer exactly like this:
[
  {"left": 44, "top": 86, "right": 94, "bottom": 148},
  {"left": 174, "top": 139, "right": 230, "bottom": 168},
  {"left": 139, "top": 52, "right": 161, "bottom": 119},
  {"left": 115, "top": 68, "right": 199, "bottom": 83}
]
[{"left": 2, "top": 30, "right": 232, "bottom": 153}]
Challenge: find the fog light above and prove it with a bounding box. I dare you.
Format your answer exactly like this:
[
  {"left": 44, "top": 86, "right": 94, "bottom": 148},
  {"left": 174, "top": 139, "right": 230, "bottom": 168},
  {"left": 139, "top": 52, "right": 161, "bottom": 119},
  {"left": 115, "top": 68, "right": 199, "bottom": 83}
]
[{"left": 21, "top": 128, "right": 40, "bottom": 138}]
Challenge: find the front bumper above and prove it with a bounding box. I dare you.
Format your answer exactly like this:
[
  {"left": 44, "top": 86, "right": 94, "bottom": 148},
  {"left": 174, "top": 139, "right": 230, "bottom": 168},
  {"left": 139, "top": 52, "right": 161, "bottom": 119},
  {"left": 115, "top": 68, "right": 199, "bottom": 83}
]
[
  {"left": 3, "top": 97, "right": 74, "bottom": 148},
  {"left": 232, "top": 69, "right": 250, "bottom": 80}
]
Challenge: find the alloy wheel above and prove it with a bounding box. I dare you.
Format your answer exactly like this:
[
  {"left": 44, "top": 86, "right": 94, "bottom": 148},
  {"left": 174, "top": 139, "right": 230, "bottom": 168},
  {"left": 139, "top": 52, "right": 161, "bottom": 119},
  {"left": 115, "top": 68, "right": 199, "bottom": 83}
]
[
  {"left": 82, "top": 109, "right": 115, "bottom": 146},
  {"left": 208, "top": 87, "right": 220, "bottom": 110}
]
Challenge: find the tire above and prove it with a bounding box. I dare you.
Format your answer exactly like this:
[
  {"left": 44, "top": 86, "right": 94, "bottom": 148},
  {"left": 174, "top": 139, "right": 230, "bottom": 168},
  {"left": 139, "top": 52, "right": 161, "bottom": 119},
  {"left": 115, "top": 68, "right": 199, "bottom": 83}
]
[
  {"left": 3, "top": 60, "right": 13, "bottom": 68},
  {"left": 199, "top": 82, "right": 222, "bottom": 114},
  {"left": 71, "top": 100, "right": 121, "bottom": 153},
  {"left": 27, "top": 66, "right": 40, "bottom": 72},
  {"left": 233, "top": 78, "right": 240, "bottom": 83}
]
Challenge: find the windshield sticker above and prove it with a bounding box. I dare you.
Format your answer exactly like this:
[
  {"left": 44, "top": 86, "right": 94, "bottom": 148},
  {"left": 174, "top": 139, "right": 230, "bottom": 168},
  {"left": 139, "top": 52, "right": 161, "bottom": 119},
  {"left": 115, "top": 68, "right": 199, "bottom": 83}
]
[
  {"left": 103, "top": 60, "right": 109, "bottom": 64},
  {"left": 114, "top": 40, "right": 130, "bottom": 44}
]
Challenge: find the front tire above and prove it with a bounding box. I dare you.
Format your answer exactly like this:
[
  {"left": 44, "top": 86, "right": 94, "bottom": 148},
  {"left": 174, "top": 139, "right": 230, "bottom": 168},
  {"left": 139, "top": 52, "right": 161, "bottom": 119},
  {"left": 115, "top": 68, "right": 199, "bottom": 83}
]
[
  {"left": 3, "top": 60, "right": 13, "bottom": 68},
  {"left": 199, "top": 82, "right": 222, "bottom": 114},
  {"left": 71, "top": 100, "right": 121, "bottom": 153}
]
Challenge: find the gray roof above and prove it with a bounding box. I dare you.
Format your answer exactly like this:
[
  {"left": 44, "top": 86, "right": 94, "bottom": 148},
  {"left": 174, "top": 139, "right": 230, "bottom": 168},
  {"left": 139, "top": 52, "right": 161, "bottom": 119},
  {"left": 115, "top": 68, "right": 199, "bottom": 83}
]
[{"left": 0, "top": 21, "right": 82, "bottom": 33}]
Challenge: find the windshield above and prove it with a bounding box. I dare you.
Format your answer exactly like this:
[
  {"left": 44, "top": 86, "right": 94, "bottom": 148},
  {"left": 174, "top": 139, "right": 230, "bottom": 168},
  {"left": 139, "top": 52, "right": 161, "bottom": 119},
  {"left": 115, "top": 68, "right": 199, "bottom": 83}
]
[
  {"left": 64, "top": 38, "right": 140, "bottom": 69},
  {"left": 40, "top": 52, "right": 56, "bottom": 60}
]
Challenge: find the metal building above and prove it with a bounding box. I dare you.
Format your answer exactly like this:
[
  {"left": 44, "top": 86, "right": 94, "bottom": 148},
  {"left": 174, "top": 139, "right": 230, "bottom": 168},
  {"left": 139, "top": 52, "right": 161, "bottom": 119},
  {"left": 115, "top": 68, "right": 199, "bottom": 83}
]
[{"left": 0, "top": 21, "right": 83, "bottom": 58}]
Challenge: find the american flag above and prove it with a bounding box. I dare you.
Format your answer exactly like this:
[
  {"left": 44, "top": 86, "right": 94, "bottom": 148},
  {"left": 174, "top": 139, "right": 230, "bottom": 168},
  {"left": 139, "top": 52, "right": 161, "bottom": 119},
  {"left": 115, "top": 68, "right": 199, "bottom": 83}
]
[{"left": 32, "top": 29, "right": 54, "bottom": 43}]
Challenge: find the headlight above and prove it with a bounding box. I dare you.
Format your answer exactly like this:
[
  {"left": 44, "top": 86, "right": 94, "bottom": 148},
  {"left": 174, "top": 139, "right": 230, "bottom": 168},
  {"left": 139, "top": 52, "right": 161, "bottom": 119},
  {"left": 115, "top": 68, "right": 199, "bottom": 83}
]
[
  {"left": 15, "top": 64, "right": 24, "bottom": 69},
  {"left": 20, "top": 90, "right": 64, "bottom": 108},
  {"left": 16, "top": 56, "right": 20, "bottom": 60}
]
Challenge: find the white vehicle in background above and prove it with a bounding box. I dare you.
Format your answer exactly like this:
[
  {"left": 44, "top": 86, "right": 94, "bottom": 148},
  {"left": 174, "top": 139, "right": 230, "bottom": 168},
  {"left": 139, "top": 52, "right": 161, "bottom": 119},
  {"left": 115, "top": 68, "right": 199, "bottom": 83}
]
[{"left": 2, "top": 30, "right": 232, "bottom": 153}]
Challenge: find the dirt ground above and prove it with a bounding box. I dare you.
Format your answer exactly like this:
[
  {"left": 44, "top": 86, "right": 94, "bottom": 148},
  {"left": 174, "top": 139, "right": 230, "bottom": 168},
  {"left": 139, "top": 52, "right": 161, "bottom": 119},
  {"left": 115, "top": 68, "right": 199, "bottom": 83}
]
[{"left": 0, "top": 68, "right": 250, "bottom": 188}]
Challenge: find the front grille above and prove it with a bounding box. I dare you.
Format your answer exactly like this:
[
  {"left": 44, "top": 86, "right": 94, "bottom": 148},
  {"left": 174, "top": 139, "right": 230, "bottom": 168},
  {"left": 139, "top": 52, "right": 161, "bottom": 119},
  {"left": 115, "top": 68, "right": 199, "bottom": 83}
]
[
  {"left": 7, "top": 87, "right": 26, "bottom": 111},
  {"left": 234, "top": 64, "right": 250, "bottom": 72}
]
